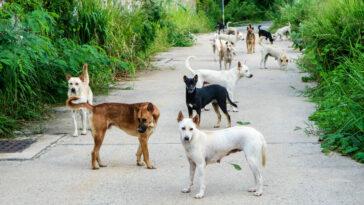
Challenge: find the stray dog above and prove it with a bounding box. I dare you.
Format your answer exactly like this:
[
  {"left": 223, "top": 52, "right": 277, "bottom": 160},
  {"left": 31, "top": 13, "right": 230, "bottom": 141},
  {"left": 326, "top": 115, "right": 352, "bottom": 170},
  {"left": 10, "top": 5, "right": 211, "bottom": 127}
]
[
  {"left": 258, "top": 25, "right": 274, "bottom": 44},
  {"left": 226, "top": 21, "right": 237, "bottom": 35},
  {"left": 214, "top": 32, "right": 244, "bottom": 45},
  {"left": 246, "top": 23, "right": 256, "bottom": 54},
  {"left": 273, "top": 22, "right": 291, "bottom": 41},
  {"left": 212, "top": 39, "right": 236, "bottom": 70},
  {"left": 216, "top": 22, "right": 224, "bottom": 34},
  {"left": 66, "top": 64, "right": 93, "bottom": 137},
  {"left": 259, "top": 37, "right": 289, "bottom": 69},
  {"left": 185, "top": 56, "right": 253, "bottom": 112},
  {"left": 177, "top": 111, "right": 267, "bottom": 198},
  {"left": 66, "top": 97, "right": 160, "bottom": 169},
  {"left": 183, "top": 75, "right": 237, "bottom": 128}
]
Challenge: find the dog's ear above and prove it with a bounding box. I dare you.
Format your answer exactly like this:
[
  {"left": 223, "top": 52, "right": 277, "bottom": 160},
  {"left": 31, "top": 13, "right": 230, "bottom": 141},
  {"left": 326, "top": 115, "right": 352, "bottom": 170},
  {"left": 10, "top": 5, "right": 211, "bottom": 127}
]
[
  {"left": 193, "top": 75, "right": 198, "bottom": 82},
  {"left": 177, "top": 111, "right": 184, "bottom": 122},
  {"left": 225, "top": 41, "right": 228, "bottom": 45},
  {"left": 246, "top": 26, "right": 249, "bottom": 30},
  {"left": 183, "top": 75, "right": 188, "bottom": 82},
  {"left": 66, "top": 74, "right": 71, "bottom": 81},
  {"left": 147, "top": 103, "right": 154, "bottom": 113},
  {"left": 79, "top": 74, "right": 85, "bottom": 82},
  {"left": 192, "top": 114, "right": 199, "bottom": 125}
]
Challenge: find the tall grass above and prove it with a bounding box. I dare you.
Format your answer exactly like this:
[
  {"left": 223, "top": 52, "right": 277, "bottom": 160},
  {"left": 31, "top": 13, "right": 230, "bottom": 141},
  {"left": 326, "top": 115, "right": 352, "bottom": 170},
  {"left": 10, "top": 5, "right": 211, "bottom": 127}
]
[{"left": 273, "top": 0, "right": 364, "bottom": 162}]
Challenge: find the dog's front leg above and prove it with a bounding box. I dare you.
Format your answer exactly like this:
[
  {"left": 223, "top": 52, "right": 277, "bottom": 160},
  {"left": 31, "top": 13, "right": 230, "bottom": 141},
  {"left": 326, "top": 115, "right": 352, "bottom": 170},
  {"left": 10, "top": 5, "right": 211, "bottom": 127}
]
[
  {"left": 81, "top": 109, "right": 87, "bottom": 135},
  {"left": 182, "top": 159, "right": 196, "bottom": 193},
  {"left": 187, "top": 105, "right": 193, "bottom": 118},
  {"left": 72, "top": 110, "right": 78, "bottom": 137},
  {"left": 195, "top": 163, "right": 206, "bottom": 199},
  {"left": 138, "top": 134, "right": 155, "bottom": 169}
]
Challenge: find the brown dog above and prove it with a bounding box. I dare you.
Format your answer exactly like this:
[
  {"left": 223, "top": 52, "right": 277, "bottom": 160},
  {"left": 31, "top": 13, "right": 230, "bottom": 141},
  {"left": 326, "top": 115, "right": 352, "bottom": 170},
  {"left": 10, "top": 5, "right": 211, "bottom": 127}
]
[
  {"left": 246, "top": 23, "right": 256, "bottom": 54},
  {"left": 66, "top": 97, "right": 160, "bottom": 169}
]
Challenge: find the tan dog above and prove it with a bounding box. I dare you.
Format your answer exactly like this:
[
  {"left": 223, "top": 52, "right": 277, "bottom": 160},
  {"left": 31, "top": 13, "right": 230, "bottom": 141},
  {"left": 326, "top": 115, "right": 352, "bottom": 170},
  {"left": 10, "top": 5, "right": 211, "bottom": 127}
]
[
  {"left": 66, "top": 64, "right": 93, "bottom": 137},
  {"left": 246, "top": 23, "right": 256, "bottom": 54},
  {"left": 212, "top": 39, "right": 236, "bottom": 70},
  {"left": 66, "top": 97, "right": 160, "bottom": 169}
]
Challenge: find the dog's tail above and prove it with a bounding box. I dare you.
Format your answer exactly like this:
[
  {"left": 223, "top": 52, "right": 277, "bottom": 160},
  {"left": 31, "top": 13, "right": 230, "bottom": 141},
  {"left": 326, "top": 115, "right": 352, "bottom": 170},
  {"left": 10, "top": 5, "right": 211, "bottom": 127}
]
[
  {"left": 227, "top": 21, "right": 231, "bottom": 29},
  {"left": 258, "top": 25, "right": 261, "bottom": 30},
  {"left": 226, "top": 91, "right": 238, "bottom": 108},
  {"left": 66, "top": 97, "right": 94, "bottom": 111},
  {"left": 185, "top": 56, "right": 196, "bottom": 74},
  {"left": 260, "top": 135, "right": 267, "bottom": 167},
  {"left": 288, "top": 22, "right": 291, "bottom": 27}
]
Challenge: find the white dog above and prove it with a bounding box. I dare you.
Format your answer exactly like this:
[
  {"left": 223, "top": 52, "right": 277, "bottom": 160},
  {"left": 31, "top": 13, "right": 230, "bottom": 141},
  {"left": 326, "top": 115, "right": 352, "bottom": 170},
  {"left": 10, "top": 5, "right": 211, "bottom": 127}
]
[
  {"left": 177, "top": 112, "right": 267, "bottom": 198},
  {"left": 273, "top": 22, "right": 291, "bottom": 41},
  {"left": 185, "top": 56, "right": 253, "bottom": 112},
  {"left": 214, "top": 31, "right": 244, "bottom": 45},
  {"left": 66, "top": 64, "right": 93, "bottom": 137},
  {"left": 259, "top": 37, "right": 289, "bottom": 69}
]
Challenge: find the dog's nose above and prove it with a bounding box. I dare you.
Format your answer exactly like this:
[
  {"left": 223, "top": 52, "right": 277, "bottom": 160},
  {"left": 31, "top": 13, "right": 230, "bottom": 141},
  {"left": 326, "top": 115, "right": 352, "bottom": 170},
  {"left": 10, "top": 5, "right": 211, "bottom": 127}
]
[
  {"left": 184, "top": 136, "right": 189, "bottom": 141},
  {"left": 138, "top": 127, "right": 144, "bottom": 133},
  {"left": 71, "top": 88, "right": 76, "bottom": 92},
  {"left": 249, "top": 74, "right": 253, "bottom": 78}
]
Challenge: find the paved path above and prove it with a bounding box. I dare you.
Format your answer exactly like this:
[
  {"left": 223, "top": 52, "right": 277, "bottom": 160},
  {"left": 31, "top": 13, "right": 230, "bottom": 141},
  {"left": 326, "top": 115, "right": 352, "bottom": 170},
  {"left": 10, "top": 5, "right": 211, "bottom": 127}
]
[{"left": 0, "top": 25, "right": 363, "bottom": 204}]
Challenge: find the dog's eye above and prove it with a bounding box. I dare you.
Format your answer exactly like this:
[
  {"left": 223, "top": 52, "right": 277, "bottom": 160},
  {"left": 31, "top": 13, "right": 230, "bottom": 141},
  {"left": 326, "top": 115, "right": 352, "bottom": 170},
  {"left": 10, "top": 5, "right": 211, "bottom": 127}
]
[
  {"left": 182, "top": 127, "right": 186, "bottom": 130},
  {"left": 189, "top": 128, "right": 193, "bottom": 131},
  {"left": 138, "top": 118, "right": 141, "bottom": 123},
  {"left": 69, "top": 83, "right": 73, "bottom": 85},
  {"left": 75, "top": 83, "right": 79, "bottom": 86},
  {"left": 280, "top": 59, "right": 283, "bottom": 62},
  {"left": 142, "top": 118, "right": 146, "bottom": 122}
]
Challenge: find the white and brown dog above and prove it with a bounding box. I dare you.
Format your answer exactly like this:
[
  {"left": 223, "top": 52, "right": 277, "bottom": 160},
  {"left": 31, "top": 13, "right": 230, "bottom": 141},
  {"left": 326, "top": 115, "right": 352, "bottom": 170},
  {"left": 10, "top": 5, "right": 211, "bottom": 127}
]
[
  {"left": 212, "top": 39, "right": 236, "bottom": 70},
  {"left": 66, "top": 64, "right": 93, "bottom": 137},
  {"left": 177, "top": 112, "right": 267, "bottom": 198},
  {"left": 185, "top": 56, "right": 253, "bottom": 112},
  {"left": 214, "top": 31, "right": 244, "bottom": 45},
  {"left": 273, "top": 22, "right": 291, "bottom": 41},
  {"left": 259, "top": 37, "right": 289, "bottom": 69}
]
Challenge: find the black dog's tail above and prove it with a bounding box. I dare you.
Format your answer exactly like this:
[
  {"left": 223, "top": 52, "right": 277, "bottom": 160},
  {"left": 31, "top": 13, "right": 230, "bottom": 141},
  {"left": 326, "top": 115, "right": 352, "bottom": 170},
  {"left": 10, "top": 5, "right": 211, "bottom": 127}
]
[
  {"left": 258, "top": 25, "right": 262, "bottom": 30},
  {"left": 226, "top": 92, "right": 238, "bottom": 108}
]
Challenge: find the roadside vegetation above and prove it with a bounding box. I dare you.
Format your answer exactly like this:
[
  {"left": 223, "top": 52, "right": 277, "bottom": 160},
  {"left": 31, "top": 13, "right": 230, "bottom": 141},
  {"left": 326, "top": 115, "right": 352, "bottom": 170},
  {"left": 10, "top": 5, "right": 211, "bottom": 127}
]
[
  {"left": 272, "top": 0, "right": 364, "bottom": 162},
  {"left": 0, "top": 0, "right": 213, "bottom": 137}
]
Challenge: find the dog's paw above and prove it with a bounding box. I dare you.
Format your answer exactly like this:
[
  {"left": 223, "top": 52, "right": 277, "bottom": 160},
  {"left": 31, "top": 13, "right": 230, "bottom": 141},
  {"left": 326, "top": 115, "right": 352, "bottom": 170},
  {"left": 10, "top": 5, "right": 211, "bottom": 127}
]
[
  {"left": 92, "top": 167, "right": 99, "bottom": 170},
  {"left": 194, "top": 193, "right": 204, "bottom": 199},
  {"left": 213, "top": 125, "right": 220, "bottom": 128},
  {"left": 81, "top": 130, "right": 87, "bottom": 135},
  {"left": 73, "top": 133, "right": 78, "bottom": 137},
  {"left": 181, "top": 188, "right": 191, "bottom": 193},
  {"left": 248, "top": 188, "right": 256, "bottom": 192},
  {"left": 232, "top": 109, "right": 239, "bottom": 112},
  {"left": 99, "top": 164, "right": 107, "bottom": 168},
  {"left": 254, "top": 191, "right": 262, "bottom": 196},
  {"left": 137, "top": 161, "right": 145, "bottom": 166},
  {"left": 147, "top": 164, "right": 156, "bottom": 169}
]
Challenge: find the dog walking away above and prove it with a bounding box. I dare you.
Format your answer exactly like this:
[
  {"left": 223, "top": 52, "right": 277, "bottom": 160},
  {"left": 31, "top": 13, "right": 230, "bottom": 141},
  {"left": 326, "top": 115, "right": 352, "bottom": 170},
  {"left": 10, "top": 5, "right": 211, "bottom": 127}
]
[
  {"left": 66, "top": 64, "right": 93, "bottom": 137},
  {"left": 259, "top": 37, "right": 289, "bottom": 69},
  {"left": 246, "top": 23, "right": 256, "bottom": 54},
  {"left": 177, "top": 111, "right": 267, "bottom": 198},
  {"left": 258, "top": 25, "right": 274, "bottom": 44},
  {"left": 273, "top": 22, "right": 291, "bottom": 41},
  {"left": 66, "top": 97, "right": 160, "bottom": 169},
  {"left": 184, "top": 75, "right": 237, "bottom": 128},
  {"left": 185, "top": 56, "right": 253, "bottom": 112}
]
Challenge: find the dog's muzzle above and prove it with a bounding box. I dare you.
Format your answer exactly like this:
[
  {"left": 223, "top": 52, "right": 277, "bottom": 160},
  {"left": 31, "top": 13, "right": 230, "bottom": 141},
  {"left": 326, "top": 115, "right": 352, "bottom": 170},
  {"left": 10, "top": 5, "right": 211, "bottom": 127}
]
[
  {"left": 71, "top": 88, "right": 76, "bottom": 93},
  {"left": 184, "top": 136, "right": 190, "bottom": 141},
  {"left": 248, "top": 74, "right": 253, "bottom": 78},
  {"left": 137, "top": 124, "right": 147, "bottom": 133},
  {"left": 187, "top": 88, "right": 195, "bottom": 94}
]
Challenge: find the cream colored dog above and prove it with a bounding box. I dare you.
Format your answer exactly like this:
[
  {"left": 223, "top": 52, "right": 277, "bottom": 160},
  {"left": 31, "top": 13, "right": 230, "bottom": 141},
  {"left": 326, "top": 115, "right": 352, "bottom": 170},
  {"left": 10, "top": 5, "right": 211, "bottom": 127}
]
[
  {"left": 177, "top": 112, "right": 267, "bottom": 199},
  {"left": 212, "top": 39, "right": 236, "bottom": 70},
  {"left": 66, "top": 64, "right": 93, "bottom": 137},
  {"left": 259, "top": 37, "right": 289, "bottom": 69},
  {"left": 273, "top": 22, "right": 291, "bottom": 41},
  {"left": 185, "top": 56, "right": 253, "bottom": 112},
  {"left": 214, "top": 32, "right": 244, "bottom": 45}
]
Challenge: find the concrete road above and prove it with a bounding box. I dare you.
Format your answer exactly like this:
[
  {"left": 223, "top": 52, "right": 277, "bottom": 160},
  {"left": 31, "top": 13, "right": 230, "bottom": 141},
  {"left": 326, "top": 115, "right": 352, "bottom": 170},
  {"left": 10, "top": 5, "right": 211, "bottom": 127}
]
[{"left": 0, "top": 26, "right": 363, "bottom": 204}]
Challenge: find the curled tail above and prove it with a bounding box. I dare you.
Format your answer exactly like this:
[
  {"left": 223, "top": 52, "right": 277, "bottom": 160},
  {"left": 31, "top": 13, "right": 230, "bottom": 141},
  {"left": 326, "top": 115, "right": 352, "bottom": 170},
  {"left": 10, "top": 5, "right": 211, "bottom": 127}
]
[
  {"left": 227, "top": 21, "right": 231, "bottom": 30},
  {"left": 185, "top": 56, "right": 197, "bottom": 74},
  {"left": 66, "top": 97, "right": 94, "bottom": 111},
  {"left": 260, "top": 135, "right": 267, "bottom": 167},
  {"left": 258, "top": 25, "right": 261, "bottom": 30},
  {"left": 226, "top": 91, "right": 238, "bottom": 108}
]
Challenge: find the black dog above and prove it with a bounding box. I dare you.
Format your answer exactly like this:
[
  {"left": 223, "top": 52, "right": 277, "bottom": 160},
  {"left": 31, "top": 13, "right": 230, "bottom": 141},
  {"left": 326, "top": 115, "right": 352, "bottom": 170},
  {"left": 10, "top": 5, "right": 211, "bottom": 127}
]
[
  {"left": 183, "top": 75, "right": 237, "bottom": 128},
  {"left": 216, "top": 22, "right": 224, "bottom": 34},
  {"left": 258, "top": 25, "right": 274, "bottom": 44}
]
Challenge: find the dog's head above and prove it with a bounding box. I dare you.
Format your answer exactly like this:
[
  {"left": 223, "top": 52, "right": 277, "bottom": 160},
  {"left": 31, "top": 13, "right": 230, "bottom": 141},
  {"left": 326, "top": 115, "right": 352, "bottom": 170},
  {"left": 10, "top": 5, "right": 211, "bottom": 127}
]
[
  {"left": 183, "top": 75, "right": 198, "bottom": 94},
  {"left": 136, "top": 103, "right": 155, "bottom": 133},
  {"left": 247, "top": 23, "right": 254, "bottom": 35},
  {"left": 225, "top": 41, "right": 234, "bottom": 53},
  {"left": 279, "top": 54, "right": 289, "bottom": 68},
  {"left": 66, "top": 64, "right": 88, "bottom": 95},
  {"left": 237, "top": 32, "right": 244, "bottom": 40},
  {"left": 177, "top": 111, "right": 199, "bottom": 142},
  {"left": 237, "top": 62, "right": 253, "bottom": 78}
]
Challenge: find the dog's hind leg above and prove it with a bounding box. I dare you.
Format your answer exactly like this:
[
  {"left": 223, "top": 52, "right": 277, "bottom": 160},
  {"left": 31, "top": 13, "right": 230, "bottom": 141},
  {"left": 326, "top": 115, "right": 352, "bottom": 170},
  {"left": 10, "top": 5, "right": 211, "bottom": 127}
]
[
  {"left": 72, "top": 110, "right": 78, "bottom": 137},
  {"left": 212, "top": 102, "right": 221, "bottom": 128},
  {"left": 81, "top": 109, "right": 87, "bottom": 135},
  {"left": 91, "top": 126, "right": 107, "bottom": 169},
  {"left": 244, "top": 146, "right": 263, "bottom": 196},
  {"left": 264, "top": 54, "right": 269, "bottom": 69},
  {"left": 218, "top": 100, "right": 231, "bottom": 127}
]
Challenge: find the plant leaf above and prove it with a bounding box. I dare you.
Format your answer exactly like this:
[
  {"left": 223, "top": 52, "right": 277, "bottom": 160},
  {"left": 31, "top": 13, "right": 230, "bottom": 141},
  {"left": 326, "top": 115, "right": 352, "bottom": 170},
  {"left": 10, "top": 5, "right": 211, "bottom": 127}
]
[
  {"left": 237, "top": 121, "right": 251, "bottom": 125},
  {"left": 229, "top": 163, "right": 242, "bottom": 171}
]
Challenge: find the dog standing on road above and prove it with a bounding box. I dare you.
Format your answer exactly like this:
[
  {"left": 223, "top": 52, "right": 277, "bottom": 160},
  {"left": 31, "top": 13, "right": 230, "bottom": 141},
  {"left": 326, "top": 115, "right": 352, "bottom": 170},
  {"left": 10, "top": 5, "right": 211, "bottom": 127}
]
[
  {"left": 185, "top": 56, "right": 253, "bottom": 112},
  {"left": 66, "top": 97, "right": 160, "bottom": 169},
  {"left": 184, "top": 75, "right": 237, "bottom": 128},
  {"left": 258, "top": 25, "right": 274, "bottom": 44},
  {"left": 259, "top": 37, "right": 289, "bottom": 69},
  {"left": 212, "top": 39, "right": 236, "bottom": 70},
  {"left": 273, "top": 22, "right": 291, "bottom": 41},
  {"left": 66, "top": 64, "right": 93, "bottom": 137},
  {"left": 177, "top": 111, "right": 267, "bottom": 198},
  {"left": 246, "top": 23, "right": 256, "bottom": 54}
]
